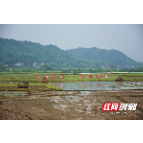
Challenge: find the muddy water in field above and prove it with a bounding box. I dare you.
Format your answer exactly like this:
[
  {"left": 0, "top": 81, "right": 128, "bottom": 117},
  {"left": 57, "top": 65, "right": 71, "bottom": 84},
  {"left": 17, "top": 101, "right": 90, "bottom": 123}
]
[
  {"left": 50, "top": 81, "right": 143, "bottom": 90},
  {"left": 0, "top": 92, "right": 26, "bottom": 96},
  {"left": 50, "top": 95, "right": 102, "bottom": 114}
]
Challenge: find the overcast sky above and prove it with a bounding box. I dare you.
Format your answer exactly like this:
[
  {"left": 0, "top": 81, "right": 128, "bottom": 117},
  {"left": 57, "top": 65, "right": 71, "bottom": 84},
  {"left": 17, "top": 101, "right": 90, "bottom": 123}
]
[{"left": 0, "top": 24, "right": 143, "bottom": 62}]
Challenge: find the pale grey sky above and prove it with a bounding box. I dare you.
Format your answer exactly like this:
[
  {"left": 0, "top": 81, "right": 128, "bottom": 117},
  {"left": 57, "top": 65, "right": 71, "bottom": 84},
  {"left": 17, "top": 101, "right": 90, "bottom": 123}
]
[{"left": 0, "top": 24, "right": 143, "bottom": 62}]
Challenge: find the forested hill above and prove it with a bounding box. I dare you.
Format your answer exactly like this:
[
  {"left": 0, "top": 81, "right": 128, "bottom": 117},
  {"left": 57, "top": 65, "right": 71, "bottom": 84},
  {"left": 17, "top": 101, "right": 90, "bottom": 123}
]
[
  {"left": 0, "top": 38, "right": 75, "bottom": 66},
  {"left": 66, "top": 47, "right": 139, "bottom": 66},
  {"left": 0, "top": 38, "right": 142, "bottom": 68}
]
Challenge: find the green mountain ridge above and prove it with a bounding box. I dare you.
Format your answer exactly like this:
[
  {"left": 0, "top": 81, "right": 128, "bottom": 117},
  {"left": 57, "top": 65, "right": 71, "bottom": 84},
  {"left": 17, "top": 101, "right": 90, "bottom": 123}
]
[
  {"left": 0, "top": 38, "right": 142, "bottom": 68},
  {"left": 0, "top": 38, "right": 75, "bottom": 66},
  {"left": 66, "top": 47, "right": 138, "bottom": 66}
]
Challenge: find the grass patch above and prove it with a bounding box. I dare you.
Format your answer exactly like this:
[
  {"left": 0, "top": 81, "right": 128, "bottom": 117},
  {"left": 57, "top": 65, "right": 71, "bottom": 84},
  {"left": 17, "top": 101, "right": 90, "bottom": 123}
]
[
  {"left": 59, "top": 94, "right": 67, "bottom": 96},
  {"left": 0, "top": 96, "right": 7, "bottom": 99},
  {"left": 116, "top": 93, "right": 121, "bottom": 97},
  {"left": 108, "top": 85, "right": 120, "bottom": 88},
  {"left": 0, "top": 82, "right": 17, "bottom": 86},
  {"left": 136, "top": 84, "right": 143, "bottom": 87},
  {"left": 0, "top": 82, "right": 63, "bottom": 91},
  {"left": 0, "top": 101, "right": 3, "bottom": 105}
]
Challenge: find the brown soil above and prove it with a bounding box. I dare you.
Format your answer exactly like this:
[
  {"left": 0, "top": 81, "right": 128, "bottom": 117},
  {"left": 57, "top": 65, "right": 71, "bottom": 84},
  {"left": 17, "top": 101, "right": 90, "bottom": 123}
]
[{"left": 0, "top": 90, "right": 143, "bottom": 120}]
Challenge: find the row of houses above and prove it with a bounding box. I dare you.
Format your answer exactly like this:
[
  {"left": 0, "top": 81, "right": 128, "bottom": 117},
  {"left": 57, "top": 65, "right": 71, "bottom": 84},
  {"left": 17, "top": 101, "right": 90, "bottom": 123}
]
[
  {"left": 3, "top": 62, "right": 24, "bottom": 67},
  {"left": 15, "top": 62, "right": 24, "bottom": 66},
  {"left": 3, "top": 62, "right": 85, "bottom": 67},
  {"left": 2, "top": 62, "right": 136, "bottom": 69},
  {"left": 3, "top": 62, "right": 44, "bottom": 67},
  {"left": 33, "top": 63, "right": 44, "bottom": 67},
  {"left": 15, "top": 62, "right": 45, "bottom": 67},
  {"left": 100, "top": 65, "right": 135, "bottom": 69}
]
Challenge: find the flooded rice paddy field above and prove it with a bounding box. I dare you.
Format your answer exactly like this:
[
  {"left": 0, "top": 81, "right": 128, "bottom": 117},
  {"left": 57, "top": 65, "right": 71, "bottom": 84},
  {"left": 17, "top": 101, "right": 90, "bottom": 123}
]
[
  {"left": 1, "top": 81, "right": 143, "bottom": 91},
  {"left": 50, "top": 81, "right": 143, "bottom": 90},
  {"left": 0, "top": 89, "right": 143, "bottom": 120}
]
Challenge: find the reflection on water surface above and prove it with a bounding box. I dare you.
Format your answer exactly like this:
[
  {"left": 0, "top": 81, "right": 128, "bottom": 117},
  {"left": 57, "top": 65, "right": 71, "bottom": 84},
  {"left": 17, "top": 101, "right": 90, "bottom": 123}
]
[{"left": 50, "top": 81, "right": 143, "bottom": 90}]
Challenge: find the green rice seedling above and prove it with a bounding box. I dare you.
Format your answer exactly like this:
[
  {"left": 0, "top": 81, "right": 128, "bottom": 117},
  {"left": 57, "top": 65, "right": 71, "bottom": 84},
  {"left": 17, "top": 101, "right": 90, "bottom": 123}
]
[
  {"left": 116, "top": 93, "right": 121, "bottom": 97},
  {"left": 0, "top": 101, "right": 3, "bottom": 105},
  {"left": 59, "top": 94, "right": 66, "bottom": 96}
]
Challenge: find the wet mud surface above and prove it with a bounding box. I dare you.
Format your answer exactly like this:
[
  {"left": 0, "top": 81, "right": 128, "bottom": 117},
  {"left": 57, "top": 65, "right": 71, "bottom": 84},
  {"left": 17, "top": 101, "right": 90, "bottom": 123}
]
[{"left": 0, "top": 90, "right": 143, "bottom": 120}]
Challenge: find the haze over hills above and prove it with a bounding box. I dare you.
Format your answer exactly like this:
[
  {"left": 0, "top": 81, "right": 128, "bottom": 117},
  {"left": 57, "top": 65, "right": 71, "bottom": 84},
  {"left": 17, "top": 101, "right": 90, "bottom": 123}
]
[{"left": 0, "top": 38, "right": 142, "bottom": 68}]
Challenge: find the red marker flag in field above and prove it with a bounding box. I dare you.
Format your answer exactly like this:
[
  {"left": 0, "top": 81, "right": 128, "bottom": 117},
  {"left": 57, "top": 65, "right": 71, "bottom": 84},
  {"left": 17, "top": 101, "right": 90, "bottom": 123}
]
[
  {"left": 81, "top": 75, "right": 85, "bottom": 79},
  {"left": 89, "top": 83, "right": 93, "bottom": 88},
  {"left": 60, "top": 75, "right": 64, "bottom": 79},
  {"left": 53, "top": 84, "right": 56, "bottom": 86},
  {"left": 45, "top": 75, "right": 49, "bottom": 79},
  {"left": 105, "top": 75, "right": 108, "bottom": 78},
  {"left": 60, "top": 84, "right": 64, "bottom": 88},
  {"left": 97, "top": 84, "right": 101, "bottom": 88},
  {"left": 53, "top": 75, "right": 56, "bottom": 79},
  {"left": 97, "top": 75, "right": 101, "bottom": 78},
  {"left": 105, "top": 83, "right": 108, "bottom": 88},
  {"left": 37, "top": 75, "right": 41, "bottom": 79},
  {"left": 89, "top": 75, "right": 93, "bottom": 78}
]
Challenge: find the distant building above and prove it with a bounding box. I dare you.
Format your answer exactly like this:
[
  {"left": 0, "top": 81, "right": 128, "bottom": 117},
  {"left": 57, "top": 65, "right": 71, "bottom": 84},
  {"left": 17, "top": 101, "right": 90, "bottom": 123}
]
[
  {"left": 105, "top": 65, "right": 110, "bottom": 68},
  {"left": 116, "top": 65, "right": 122, "bottom": 69},
  {"left": 63, "top": 62, "right": 67, "bottom": 65},
  {"left": 33, "top": 62, "right": 38, "bottom": 67},
  {"left": 101, "top": 65, "right": 105, "bottom": 69},
  {"left": 15, "top": 63, "right": 20, "bottom": 66},
  {"left": 15, "top": 62, "right": 24, "bottom": 66},
  {"left": 79, "top": 63, "right": 84, "bottom": 65},
  {"left": 40, "top": 63, "right": 44, "bottom": 66},
  {"left": 131, "top": 66, "right": 135, "bottom": 68},
  {"left": 125, "top": 65, "right": 130, "bottom": 69},
  {"left": 58, "top": 63, "right": 62, "bottom": 65}
]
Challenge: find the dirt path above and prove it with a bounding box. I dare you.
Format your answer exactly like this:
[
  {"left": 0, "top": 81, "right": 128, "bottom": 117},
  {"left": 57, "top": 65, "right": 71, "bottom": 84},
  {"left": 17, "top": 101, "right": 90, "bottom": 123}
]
[{"left": 0, "top": 90, "right": 143, "bottom": 120}]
